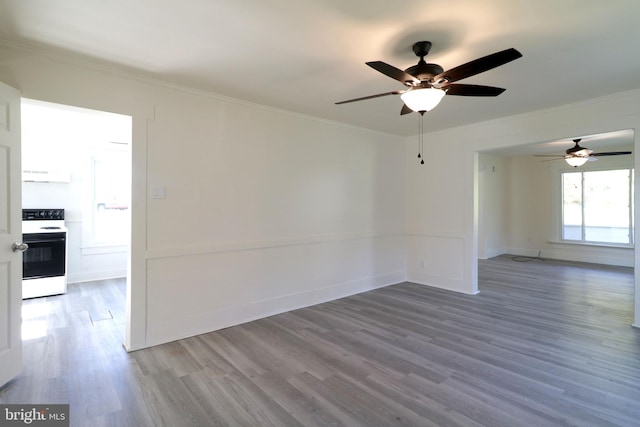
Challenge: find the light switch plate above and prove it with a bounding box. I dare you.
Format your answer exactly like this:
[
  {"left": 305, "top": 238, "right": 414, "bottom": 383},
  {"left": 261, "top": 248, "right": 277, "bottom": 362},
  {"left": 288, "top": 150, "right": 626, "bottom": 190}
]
[{"left": 151, "top": 186, "right": 166, "bottom": 199}]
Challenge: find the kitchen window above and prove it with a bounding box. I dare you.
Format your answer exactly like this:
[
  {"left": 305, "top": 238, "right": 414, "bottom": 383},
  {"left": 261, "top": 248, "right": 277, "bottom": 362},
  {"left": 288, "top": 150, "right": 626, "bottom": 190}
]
[{"left": 91, "top": 151, "right": 130, "bottom": 246}]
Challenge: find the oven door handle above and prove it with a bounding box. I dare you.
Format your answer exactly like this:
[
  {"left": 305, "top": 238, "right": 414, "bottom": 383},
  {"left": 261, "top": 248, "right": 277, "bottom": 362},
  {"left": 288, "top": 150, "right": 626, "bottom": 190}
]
[
  {"left": 12, "top": 242, "right": 29, "bottom": 252},
  {"left": 22, "top": 238, "right": 65, "bottom": 244}
]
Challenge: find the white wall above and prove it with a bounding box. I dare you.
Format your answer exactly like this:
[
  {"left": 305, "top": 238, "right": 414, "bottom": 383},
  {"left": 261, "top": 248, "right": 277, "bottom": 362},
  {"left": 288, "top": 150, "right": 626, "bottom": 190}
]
[
  {"left": 405, "top": 122, "right": 479, "bottom": 294},
  {"left": 501, "top": 155, "right": 551, "bottom": 259},
  {"left": 0, "top": 41, "right": 407, "bottom": 349},
  {"left": 142, "top": 93, "right": 406, "bottom": 345},
  {"left": 406, "top": 89, "right": 640, "bottom": 325},
  {"left": 478, "top": 154, "right": 509, "bottom": 259}
]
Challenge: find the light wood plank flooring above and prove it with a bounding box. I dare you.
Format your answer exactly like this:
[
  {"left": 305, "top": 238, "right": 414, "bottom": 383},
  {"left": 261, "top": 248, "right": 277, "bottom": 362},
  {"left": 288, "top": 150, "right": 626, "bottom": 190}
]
[{"left": 1, "top": 255, "right": 639, "bottom": 426}]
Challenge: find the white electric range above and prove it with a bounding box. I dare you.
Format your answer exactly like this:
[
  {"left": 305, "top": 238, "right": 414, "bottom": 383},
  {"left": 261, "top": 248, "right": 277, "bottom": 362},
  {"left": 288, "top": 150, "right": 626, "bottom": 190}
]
[{"left": 22, "top": 209, "right": 68, "bottom": 299}]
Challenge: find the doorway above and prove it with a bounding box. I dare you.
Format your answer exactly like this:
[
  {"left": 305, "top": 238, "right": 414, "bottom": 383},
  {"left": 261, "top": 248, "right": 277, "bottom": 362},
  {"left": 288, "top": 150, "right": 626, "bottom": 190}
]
[
  {"left": 20, "top": 98, "right": 132, "bottom": 341},
  {"left": 475, "top": 130, "right": 637, "bottom": 327},
  {"left": 477, "top": 130, "right": 635, "bottom": 267}
]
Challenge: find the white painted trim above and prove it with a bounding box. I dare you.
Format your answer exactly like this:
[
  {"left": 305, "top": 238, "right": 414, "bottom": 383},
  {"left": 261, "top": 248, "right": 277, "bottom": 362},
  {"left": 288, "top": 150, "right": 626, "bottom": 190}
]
[
  {"left": 478, "top": 247, "right": 506, "bottom": 260},
  {"left": 506, "top": 246, "right": 634, "bottom": 268},
  {"left": 146, "top": 232, "right": 405, "bottom": 260},
  {"left": 68, "top": 270, "right": 126, "bottom": 284},
  {"left": 81, "top": 244, "right": 127, "bottom": 256},
  {"left": 405, "top": 231, "right": 466, "bottom": 239},
  {"left": 124, "top": 110, "right": 152, "bottom": 351},
  {"left": 144, "top": 270, "right": 405, "bottom": 348},
  {"left": 546, "top": 240, "right": 634, "bottom": 250},
  {"left": 407, "top": 271, "right": 478, "bottom": 295}
]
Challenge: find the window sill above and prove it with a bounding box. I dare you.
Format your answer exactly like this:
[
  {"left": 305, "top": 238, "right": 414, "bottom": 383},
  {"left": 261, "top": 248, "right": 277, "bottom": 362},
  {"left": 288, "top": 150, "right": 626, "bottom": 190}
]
[
  {"left": 81, "top": 244, "right": 128, "bottom": 256},
  {"left": 548, "top": 240, "right": 634, "bottom": 249}
]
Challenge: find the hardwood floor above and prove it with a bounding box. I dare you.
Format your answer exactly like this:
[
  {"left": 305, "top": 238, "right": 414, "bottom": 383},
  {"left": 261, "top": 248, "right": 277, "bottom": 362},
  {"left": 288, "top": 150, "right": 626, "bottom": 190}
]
[{"left": 1, "top": 256, "right": 639, "bottom": 426}]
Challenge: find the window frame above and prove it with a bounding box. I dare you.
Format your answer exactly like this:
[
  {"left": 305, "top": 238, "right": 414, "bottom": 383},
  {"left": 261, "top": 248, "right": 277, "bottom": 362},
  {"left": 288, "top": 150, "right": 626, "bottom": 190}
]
[
  {"left": 81, "top": 145, "right": 131, "bottom": 254},
  {"left": 551, "top": 159, "right": 634, "bottom": 248}
]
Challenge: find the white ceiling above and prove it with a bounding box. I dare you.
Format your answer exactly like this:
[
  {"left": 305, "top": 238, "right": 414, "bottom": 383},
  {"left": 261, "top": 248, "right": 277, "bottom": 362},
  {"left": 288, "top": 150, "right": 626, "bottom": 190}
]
[{"left": 1, "top": 0, "right": 640, "bottom": 140}]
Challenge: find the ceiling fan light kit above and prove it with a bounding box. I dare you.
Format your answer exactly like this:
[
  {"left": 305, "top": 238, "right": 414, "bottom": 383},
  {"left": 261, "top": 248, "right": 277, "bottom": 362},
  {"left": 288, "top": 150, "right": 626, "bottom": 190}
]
[
  {"left": 400, "top": 87, "right": 446, "bottom": 112},
  {"left": 565, "top": 156, "right": 589, "bottom": 167}
]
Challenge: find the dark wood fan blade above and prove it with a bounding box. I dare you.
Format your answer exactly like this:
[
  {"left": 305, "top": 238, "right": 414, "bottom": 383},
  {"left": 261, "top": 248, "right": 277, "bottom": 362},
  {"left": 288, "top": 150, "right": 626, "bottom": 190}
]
[
  {"left": 534, "top": 155, "right": 567, "bottom": 158},
  {"left": 443, "top": 84, "right": 506, "bottom": 97},
  {"left": 335, "top": 90, "right": 404, "bottom": 105},
  {"left": 433, "top": 48, "right": 522, "bottom": 83},
  {"left": 400, "top": 104, "right": 412, "bottom": 115},
  {"left": 366, "top": 61, "right": 420, "bottom": 85},
  {"left": 591, "top": 151, "right": 632, "bottom": 157}
]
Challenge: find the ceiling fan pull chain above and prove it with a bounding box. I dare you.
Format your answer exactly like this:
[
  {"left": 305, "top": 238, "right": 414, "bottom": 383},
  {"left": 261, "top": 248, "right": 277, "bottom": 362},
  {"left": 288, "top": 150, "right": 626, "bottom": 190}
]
[
  {"left": 417, "top": 113, "right": 422, "bottom": 159},
  {"left": 420, "top": 112, "right": 425, "bottom": 164}
]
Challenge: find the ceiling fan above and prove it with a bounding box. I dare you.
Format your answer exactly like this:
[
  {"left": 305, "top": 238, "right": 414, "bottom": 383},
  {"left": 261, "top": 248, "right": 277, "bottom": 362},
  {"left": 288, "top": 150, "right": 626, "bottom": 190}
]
[
  {"left": 335, "top": 41, "right": 522, "bottom": 115},
  {"left": 534, "top": 139, "right": 632, "bottom": 167}
]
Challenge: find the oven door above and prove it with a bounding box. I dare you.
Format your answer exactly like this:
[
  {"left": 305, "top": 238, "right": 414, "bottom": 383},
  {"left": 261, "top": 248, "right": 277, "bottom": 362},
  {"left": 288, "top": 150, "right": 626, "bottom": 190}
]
[{"left": 22, "top": 232, "right": 66, "bottom": 280}]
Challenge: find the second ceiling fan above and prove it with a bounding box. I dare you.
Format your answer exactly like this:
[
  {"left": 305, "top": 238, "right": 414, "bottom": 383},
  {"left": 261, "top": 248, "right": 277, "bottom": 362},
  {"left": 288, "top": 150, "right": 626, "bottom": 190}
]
[
  {"left": 336, "top": 41, "right": 522, "bottom": 115},
  {"left": 535, "top": 139, "right": 632, "bottom": 167}
]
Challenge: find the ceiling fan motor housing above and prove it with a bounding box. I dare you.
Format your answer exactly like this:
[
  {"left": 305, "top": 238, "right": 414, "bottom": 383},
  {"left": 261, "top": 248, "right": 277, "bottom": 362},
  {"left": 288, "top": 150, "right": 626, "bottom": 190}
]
[
  {"left": 406, "top": 41, "right": 444, "bottom": 86},
  {"left": 566, "top": 139, "right": 589, "bottom": 156},
  {"left": 405, "top": 61, "right": 444, "bottom": 86},
  {"left": 566, "top": 145, "right": 582, "bottom": 155}
]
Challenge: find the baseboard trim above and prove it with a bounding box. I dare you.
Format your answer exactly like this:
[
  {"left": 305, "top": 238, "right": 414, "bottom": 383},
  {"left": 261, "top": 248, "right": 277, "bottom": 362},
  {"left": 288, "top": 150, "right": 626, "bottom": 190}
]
[
  {"left": 144, "top": 270, "right": 405, "bottom": 348},
  {"left": 505, "top": 247, "right": 633, "bottom": 268},
  {"left": 67, "top": 270, "right": 127, "bottom": 284},
  {"left": 406, "top": 271, "right": 477, "bottom": 295}
]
